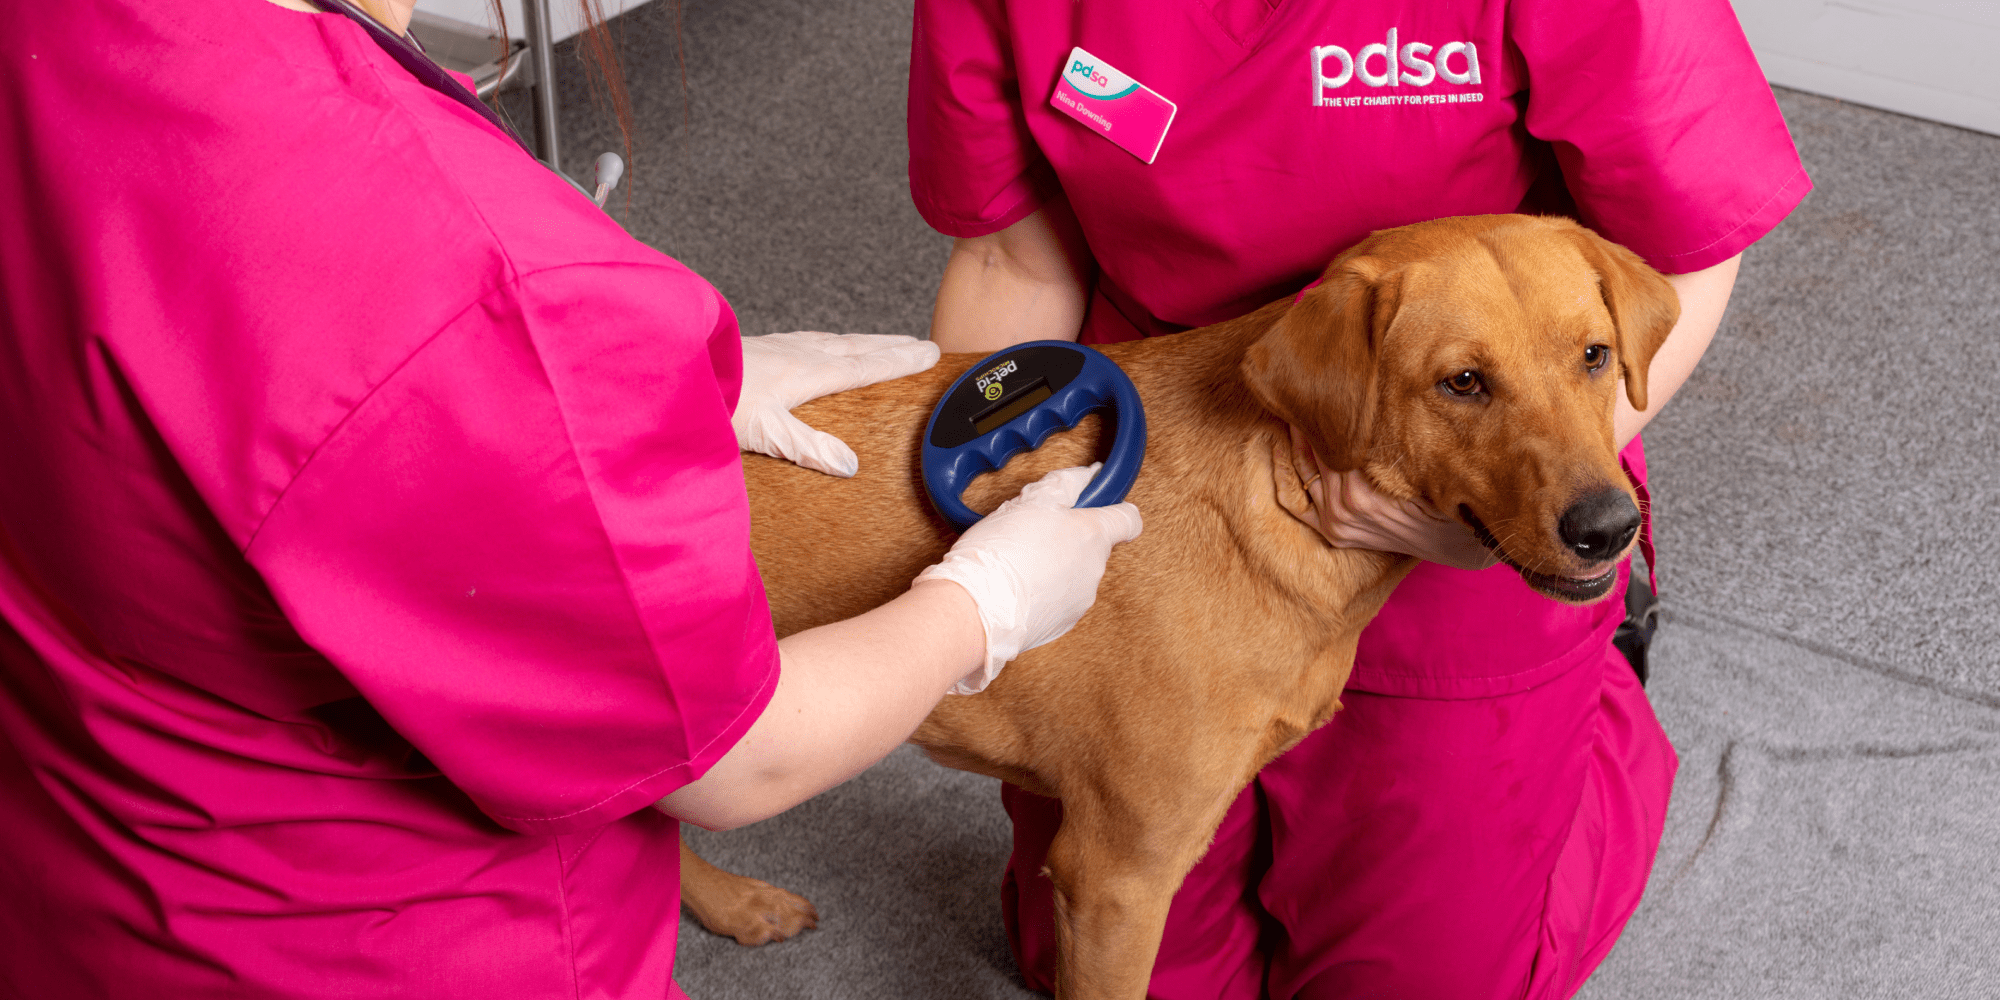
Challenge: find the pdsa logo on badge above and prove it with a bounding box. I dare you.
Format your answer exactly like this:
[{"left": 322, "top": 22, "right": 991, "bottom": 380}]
[
  {"left": 1066, "top": 59, "right": 1125, "bottom": 96},
  {"left": 1049, "top": 46, "right": 1178, "bottom": 164}
]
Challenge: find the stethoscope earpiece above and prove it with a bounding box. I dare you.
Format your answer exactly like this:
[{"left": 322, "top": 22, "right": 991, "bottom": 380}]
[{"left": 592, "top": 152, "right": 624, "bottom": 208}]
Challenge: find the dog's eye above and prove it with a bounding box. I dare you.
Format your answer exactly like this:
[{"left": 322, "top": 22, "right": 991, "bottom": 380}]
[
  {"left": 1442, "top": 370, "right": 1483, "bottom": 396},
  {"left": 1584, "top": 345, "right": 1609, "bottom": 371}
]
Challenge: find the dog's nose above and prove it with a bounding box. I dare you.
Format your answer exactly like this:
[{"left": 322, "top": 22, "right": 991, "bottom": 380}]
[{"left": 1558, "top": 489, "right": 1640, "bottom": 563}]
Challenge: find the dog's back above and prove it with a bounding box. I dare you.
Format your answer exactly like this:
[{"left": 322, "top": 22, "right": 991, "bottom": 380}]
[{"left": 745, "top": 306, "right": 1403, "bottom": 785}]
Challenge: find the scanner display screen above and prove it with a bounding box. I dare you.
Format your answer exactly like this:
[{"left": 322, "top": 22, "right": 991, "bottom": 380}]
[
  {"left": 928, "top": 346, "right": 1086, "bottom": 451},
  {"left": 973, "top": 382, "right": 1053, "bottom": 435}
]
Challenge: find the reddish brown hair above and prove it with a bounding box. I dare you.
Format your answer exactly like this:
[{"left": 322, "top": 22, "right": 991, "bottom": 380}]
[{"left": 489, "top": 0, "right": 638, "bottom": 169}]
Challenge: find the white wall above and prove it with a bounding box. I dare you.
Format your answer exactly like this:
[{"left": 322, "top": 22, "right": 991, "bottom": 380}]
[
  {"left": 414, "top": 0, "right": 650, "bottom": 45},
  {"left": 1732, "top": 0, "right": 2000, "bottom": 136}
]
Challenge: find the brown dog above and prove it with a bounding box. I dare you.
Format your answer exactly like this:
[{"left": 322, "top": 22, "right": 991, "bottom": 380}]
[{"left": 683, "top": 214, "right": 1678, "bottom": 997}]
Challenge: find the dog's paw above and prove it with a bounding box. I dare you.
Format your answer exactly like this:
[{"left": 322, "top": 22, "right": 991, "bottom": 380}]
[{"left": 688, "top": 875, "right": 820, "bottom": 947}]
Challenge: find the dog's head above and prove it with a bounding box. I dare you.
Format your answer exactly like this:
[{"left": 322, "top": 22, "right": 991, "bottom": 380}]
[{"left": 1243, "top": 215, "right": 1678, "bottom": 604}]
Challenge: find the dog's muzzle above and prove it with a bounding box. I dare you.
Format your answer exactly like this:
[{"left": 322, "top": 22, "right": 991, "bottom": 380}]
[{"left": 1460, "top": 505, "right": 1621, "bottom": 603}]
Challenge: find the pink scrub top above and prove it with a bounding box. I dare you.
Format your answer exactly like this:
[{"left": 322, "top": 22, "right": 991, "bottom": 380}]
[
  {"left": 0, "top": 1, "right": 776, "bottom": 996},
  {"left": 908, "top": 0, "right": 1809, "bottom": 697}
]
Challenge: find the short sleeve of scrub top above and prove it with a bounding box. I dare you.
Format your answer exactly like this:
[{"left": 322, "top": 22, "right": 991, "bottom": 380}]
[
  {"left": 246, "top": 261, "right": 778, "bottom": 834},
  {"left": 908, "top": 0, "right": 1811, "bottom": 334}
]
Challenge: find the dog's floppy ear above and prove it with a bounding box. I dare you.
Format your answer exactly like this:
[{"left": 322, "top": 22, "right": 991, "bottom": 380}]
[
  {"left": 1566, "top": 227, "right": 1679, "bottom": 412},
  {"left": 1242, "top": 258, "right": 1398, "bottom": 471}
]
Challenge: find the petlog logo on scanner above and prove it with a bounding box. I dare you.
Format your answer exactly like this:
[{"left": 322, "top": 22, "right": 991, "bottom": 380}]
[
  {"left": 1310, "top": 28, "right": 1485, "bottom": 109},
  {"left": 1050, "top": 46, "right": 1178, "bottom": 164},
  {"left": 975, "top": 359, "right": 1019, "bottom": 400}
]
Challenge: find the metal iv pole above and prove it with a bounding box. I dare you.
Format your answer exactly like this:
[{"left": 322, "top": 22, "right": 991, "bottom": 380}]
[{"left": 522, "top": 0, "right": 561, "bottom": 171}]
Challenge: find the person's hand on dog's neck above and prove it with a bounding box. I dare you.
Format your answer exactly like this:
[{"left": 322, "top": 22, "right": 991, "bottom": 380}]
[{"left": 1283, "top": 425, "right": 1497, "bottom": 571}]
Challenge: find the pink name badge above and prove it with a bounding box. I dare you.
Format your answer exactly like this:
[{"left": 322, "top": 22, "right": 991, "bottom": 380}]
[{"left": 1049, "top": 46, "right": 1178, "bottom": 164}]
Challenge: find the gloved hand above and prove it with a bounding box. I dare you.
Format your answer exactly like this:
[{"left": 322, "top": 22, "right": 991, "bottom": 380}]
[
  {"left": 914, "top": 464, "right": 1144, "bottom": 695},
  {"left": 734, "top": 331, "right": 942, "bottom": 477}
]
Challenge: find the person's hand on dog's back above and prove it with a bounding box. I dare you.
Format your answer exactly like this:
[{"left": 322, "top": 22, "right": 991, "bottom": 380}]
[
  {"left": 733, "top": 331, "right": 941, "bottom": 477},
  {"left": 917, "top": 464, "right": 1144, "bottom": 694},
  {"left": 1288, "top": 426, "right": 1496, "bottom": 572}
]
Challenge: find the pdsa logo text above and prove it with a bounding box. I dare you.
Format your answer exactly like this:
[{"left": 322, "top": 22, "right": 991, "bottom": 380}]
[
  {"left": 1070, "top": 60, "right": 1111, "bottom": 89},
  {"left": 1311, "top": 28, "right": 1484, "bottom": 108}
]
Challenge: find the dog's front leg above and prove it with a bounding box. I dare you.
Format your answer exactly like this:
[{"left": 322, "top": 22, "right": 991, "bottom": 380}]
[
  {"left": 1042, "top": 780, "right": 1247, "bottom": 999},
  {"left": 678, "top": 831, "right": 820, "bottom": 946}
]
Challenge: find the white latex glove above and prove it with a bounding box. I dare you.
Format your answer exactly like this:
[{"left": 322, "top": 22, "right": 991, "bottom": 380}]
[
  {"left": 914, "top": 464, "right": 1144, "bottom": 695},
  {"left": 734, "top": 331, "right": 942, "bottom": 477}
]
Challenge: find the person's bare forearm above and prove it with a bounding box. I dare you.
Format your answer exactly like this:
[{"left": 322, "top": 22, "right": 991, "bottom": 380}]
[
  {"left": 929, "top": 200, "right": 1094, "bottom": 353},
  {"left": 657, "top": 579, "right": 983, "bottom": 831},
  {"left": 1615, "top": 254, "right": 1741, "bottom": 445}
]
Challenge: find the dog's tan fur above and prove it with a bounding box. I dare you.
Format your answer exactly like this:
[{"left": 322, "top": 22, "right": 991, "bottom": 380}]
[{"left": 683, "top": 215, "right": 1679, "bottom": 998}]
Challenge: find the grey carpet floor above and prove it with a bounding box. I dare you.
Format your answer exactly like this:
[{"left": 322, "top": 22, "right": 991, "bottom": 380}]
[
  {"left": 1574, "top": 614, "right": 2000, "bottom": 1000},
  {"left": 506, "top": 2, "right": 2000, "bottom": 996}
]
